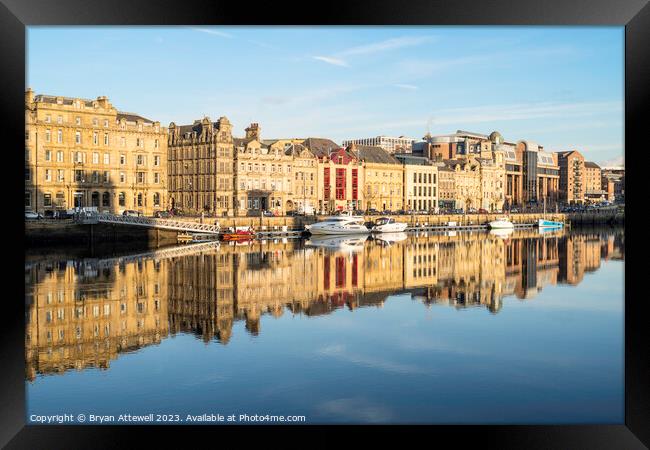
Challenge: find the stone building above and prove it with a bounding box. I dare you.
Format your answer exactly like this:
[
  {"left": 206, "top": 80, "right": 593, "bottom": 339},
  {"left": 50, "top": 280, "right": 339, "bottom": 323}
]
[
  {"left": 557, "top": 150, "right": 586, "bottom": 204},
  {"left": 303, "top": 138, "right": 364, "bottom": 213},
  {"left": 267, "top": 140, "right": 318, "bottom": 214},
  {"left": 583, "top": 161, "right": 606, "bottom": 203},
  {"left": 342, "top": 135, "right": 416, "bottom": 154},
  {"left": 444, "top": 158, "right": 481, "bottom": 211},
  {"left": 395, "top": 153, "right": 439, "bottom": 212},
  {"left": 437, "top": 165, "right": 457, "bottom": 209},
  {"left": 167, "top": 116, "right": 235, "bottom": 216},
  {"left": 516, "top": 141, "right": 560, "bottom": 205},
  {"left": 25, "top": 89, "right": 168, "bottom": 216},
  {"left": 348, "top": 143, "right": 404, "bottom": 212},
  {"left": 233, "top": 123, "right": 299, "bottom": 216}
]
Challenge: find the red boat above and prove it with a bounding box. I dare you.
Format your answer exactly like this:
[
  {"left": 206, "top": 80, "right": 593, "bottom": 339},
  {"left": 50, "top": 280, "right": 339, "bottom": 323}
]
[{"left": 220, "top": 227, "right": 256, "bottom": 241}]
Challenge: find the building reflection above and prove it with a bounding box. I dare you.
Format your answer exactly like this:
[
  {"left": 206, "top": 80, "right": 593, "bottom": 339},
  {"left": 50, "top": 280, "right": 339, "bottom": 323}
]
[{"left": 25, "top": 228, "right": 624, "bottom": 379}]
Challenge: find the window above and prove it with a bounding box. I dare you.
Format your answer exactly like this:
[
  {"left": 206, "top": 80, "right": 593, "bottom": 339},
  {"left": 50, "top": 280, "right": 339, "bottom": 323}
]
[
  {"left": 102, "top": 191, "right": 110, "bottom": 207},
  {"left": 75, "top": 170, "right": 83, "bottom": 182},
  {"left": 154, "top": 173, "right": 160, "bottom": 184},
  {"left": 45, "top": 169, "right": 51, "bottom": 181},
  {"left": 137, "top": 138, "right": 143, "bottom": 148},
  {"left": 93, "top": 118, "right": 98, "bottom": 126},
  {"left": 45, "top": 115, "right": 51, "bottom": 123},
  {"left": 45, "top": 149, "right": 52, "bottom": 161},
  {"left": 103, "top": 153, "right": 110, "bottom": 165},
  {"left": 25, "top": 149, "right": 29, "bottom": 161},
  {"left": 92, "top": 152, "right": 100, "bottom": 164},
  {"left": 120, "top": 137, "right": 126, "bottom": 147},
  {"left": 154, "top": 155, "right": 160, "bottom": 166},
  {"left": 104, "top": 133, "right": 109, "bottom": 145},
  {"left": 120, "top": 172, "right": 126, "bottom": 183},
  {"left": 153, "top": 192, "right": 160, "bottom": 206},
  {"left": 57, "top": 115, "right": 63, "bottom": 124},
  {"left": 45, "top": 129, "right": 51, "bottom": 142},
  {"left": 154, "top": 139, "right": 159, "bottom": 149},
  {"left": 56, "top": 151, "right": 63, "bottom": 162},
  {"left": 25, "top": 168, "right": 30, "bottom": 181},
  {"left": 137, "top": 172, "right": 145, "bottom": 184},
  {"left": 43, "top": 193, "right": 52, "bottom": 206},
  {"left": 56, "top": 191, "right": 65, "bottom": 206},
  {"left": 92, "top": 171, "right": 99, "bottom": 183},
  {"left": 104, "top": 119, "right": 109, "bottom": 127},
  {"left": 57, "top": 170, "right": 64, "bottom": 182},
  {"left": 75, "top": 131, "right": 81, "bottom": 144},
  {"left": 137, "top": 155, "right": 144, "bottom": 165},
  {"left": 118, "top": 192, "right": 125, "bottom": 206},
  {"left": 103, "top": 171, "right": 109, "bottom": 183},
  {"left": 25, "top": 192, "right": 31, "bottom": 207},
  {"left": 120, "top": 154, "right": 126, "bottom": 165},
  {"left": 57, "top": 129, "right": 63, "bottom": 143},
  {"left": 75, "top": 116, "right": 81, "bottom": 125},
  {"left": 137, "top": 193, "right": 143, "bottom": 206},
  {"left": 93, "top": 132, "right": 99, "bottom": 145},
  {"left": 25, "top": 130, "right": 29, "bottom": 141}
]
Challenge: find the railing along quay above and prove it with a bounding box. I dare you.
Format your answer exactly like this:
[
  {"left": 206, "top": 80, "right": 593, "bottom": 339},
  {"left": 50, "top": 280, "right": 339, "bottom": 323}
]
[{"left": 95, "top": 213, "right": 221, "bottom": 234}]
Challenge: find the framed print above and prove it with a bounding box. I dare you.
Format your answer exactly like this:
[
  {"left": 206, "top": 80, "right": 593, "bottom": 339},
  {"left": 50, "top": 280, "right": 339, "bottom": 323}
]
[{"left": 1, "top": 0, "right": 646, "bottom": 447}]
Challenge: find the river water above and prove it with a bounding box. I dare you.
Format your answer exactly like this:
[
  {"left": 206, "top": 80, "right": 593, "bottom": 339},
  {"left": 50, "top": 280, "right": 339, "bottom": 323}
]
[{"left": 25, "top": 227, "right": 624, "bottom": 424}]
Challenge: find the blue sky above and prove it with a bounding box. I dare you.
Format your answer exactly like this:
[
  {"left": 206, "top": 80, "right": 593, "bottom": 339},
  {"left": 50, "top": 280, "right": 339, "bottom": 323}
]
[{"left": 27, "top": 26, "right": 624, "bottom": 165}]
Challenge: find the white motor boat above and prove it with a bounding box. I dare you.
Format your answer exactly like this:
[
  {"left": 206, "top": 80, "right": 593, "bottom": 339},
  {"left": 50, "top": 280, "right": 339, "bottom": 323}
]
[
  {"left": 488, "top": 216, "right": 514, "bottom": 229},
  {"left": 371, "top": 217, "right": 408, "bottom": 233},
  {"left": 305, "top": 234, "right": 369, "bottom": 251},
  {"left": 305, "top": 214, "right": 369, "bottom": 235}
]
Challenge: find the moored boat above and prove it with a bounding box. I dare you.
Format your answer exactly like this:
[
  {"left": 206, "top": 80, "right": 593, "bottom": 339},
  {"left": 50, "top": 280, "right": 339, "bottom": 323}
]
[
  {"left": 537, "top": 218, "right": 564, "bottom": 228},
  {"left": 371, "top": 217, "right": 408, "bottom": 233},
  {"left": 305, "top": 212, "right": 369, "bottom": 235},
  {"left": 220, "top": 226, "right": 256, "bottom": 241},
  {"left": 488, "top": 216, "right": 514, "bottom": 229}
]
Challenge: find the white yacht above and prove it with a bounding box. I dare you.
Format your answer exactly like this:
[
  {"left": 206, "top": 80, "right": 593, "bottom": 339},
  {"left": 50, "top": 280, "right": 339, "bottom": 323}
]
[
  {"left": 487, "top": 216, "right": 514, "bottom": 229},
  {"left": 305, "top": 213, "right": 369, "bottom": 235},
  {"left": 371, "top": 217, "right": 408, "bottom": 233}
]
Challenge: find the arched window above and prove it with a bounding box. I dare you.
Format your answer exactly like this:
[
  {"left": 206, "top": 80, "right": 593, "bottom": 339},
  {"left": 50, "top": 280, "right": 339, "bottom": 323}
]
[
  {"left": 91, "top": 192, "right": 100, "bottom": 207},
  {"left": 137, "top": 193, "right": 143, "bottom": 207},
  {"left": 153, "top": 192, "right": 160, "bottom": 207},
  {"left": 118, "top": 192, "right": 125, "bottom": 207},
  {"left": 102, "top": 192, "right": 110, "bottom": 207}
]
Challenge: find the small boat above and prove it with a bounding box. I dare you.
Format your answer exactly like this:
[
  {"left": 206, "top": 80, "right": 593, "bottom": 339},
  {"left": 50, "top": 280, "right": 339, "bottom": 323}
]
[
  {"left": 537, "top": 197, "right": 564, "bottom": 228},
  {"left": 220, "top": 226, "right": 256, "bottom": 241},
  {"left": 371, "top": 217, "right": 408, "bottom": 233},
  {"left": 488, "top": 216, "right": 514, "bottom": 229},
  {"left": 305, "top": 212, "right": 369, "bottom": 235},
  {"left": 537, "top": 218, "right": 564, "bottom": 228}
]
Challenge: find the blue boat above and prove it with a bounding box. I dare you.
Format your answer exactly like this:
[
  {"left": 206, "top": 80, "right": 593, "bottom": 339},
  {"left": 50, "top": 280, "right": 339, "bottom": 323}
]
[{"left": 538, "top": 218, "right": 564, "bottom": 228}]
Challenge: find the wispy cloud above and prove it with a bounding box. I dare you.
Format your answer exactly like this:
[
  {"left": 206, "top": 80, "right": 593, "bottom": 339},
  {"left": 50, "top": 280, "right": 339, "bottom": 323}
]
[
  {"left": 339, "top": 35, "right": 436, "bottom": 57},
  {"left": 192, "top": 27, "right": 233, "bottom": 39},
  {"left": 312, "top": 56, "right": 349, "bottom": 67},
  {"left": 317, "top": 344, "right": 434, "bottom": 375},
  {"left": 394, "top": 84, "right": 419, "bottom": 90},
  {"left": 312, "top": 35, "right": 436, "bottom": 68}
]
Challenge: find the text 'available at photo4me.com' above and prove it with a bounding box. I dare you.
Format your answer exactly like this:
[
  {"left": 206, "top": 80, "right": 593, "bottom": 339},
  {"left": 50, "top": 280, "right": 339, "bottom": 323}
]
[{"left": 29, "top": 413, "right": 308, "bottom": 424}]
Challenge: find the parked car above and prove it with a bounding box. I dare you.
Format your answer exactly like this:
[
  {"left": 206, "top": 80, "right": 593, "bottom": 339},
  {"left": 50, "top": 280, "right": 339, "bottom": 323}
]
[
  {"left": 366, "top": 208, "right": 379, "bottom": 215},
  {"left": 352, "top": 209, "right": 365, "bottom": 216},
  {"left": 510, "top": 208, "right": 520, "bottom": 213},
  {"left": 262, "top": 210, "right": 275, "bottom": 217},
  {"left": 123, "top": 210, "right": 141, "bottom": 217},
  {"left": 25, "top": 210, "right": 43, "bottom": 220},
  {"left": 467, "top": 208, "right": 477, "bottom": 214},
  {"left": 154, "top": 210, "right": 171, "bottom": 218},
  {"left": 478, "top": 208, "right": 488, "bottom": 214}
]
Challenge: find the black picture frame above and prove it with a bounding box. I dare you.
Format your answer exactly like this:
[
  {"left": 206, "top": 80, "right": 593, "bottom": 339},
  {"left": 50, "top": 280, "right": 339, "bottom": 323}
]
[{"left": 2, "top": 0, "right": 645, "bottom": 447}]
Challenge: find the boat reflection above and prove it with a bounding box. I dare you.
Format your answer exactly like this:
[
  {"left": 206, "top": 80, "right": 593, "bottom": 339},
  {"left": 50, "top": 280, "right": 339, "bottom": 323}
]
[
  {"left": 305, "top": 234, "right": 369, "bottom": 252},
  {"left": 25, "top": 227, "right": 624, "bottom": 380},
  {"left": 372, "top": 232, "right": 408, "bottom": 245},
  {"left": 489, "top": 228, "right": 514, "bottom": 239}
]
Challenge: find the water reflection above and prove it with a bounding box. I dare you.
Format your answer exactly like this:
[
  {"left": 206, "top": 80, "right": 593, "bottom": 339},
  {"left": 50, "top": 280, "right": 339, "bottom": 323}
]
[{"left": 25, "top": 228, "right": 624, "bottom": 381}]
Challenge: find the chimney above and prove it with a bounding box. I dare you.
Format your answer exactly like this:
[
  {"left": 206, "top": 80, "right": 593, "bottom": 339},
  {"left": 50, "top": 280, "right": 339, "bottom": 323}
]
[
  {"left": 96, "top": 96, "right": 109, "bottom": 109},
  {"left": 245, "top": 122, "right": 260, "bottom": 140},
  {"left": 25, "top": 88, "right": 34, "bottom": 105}
]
